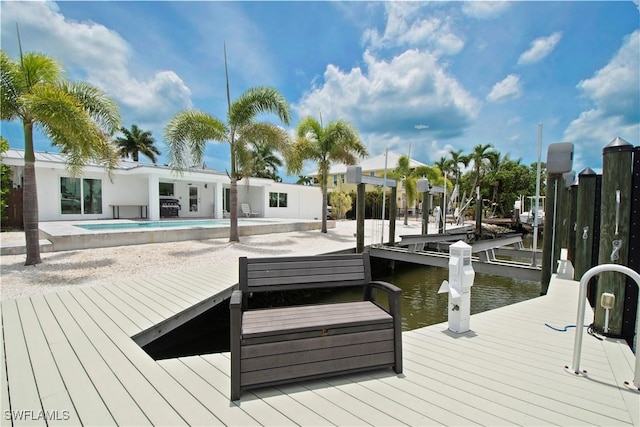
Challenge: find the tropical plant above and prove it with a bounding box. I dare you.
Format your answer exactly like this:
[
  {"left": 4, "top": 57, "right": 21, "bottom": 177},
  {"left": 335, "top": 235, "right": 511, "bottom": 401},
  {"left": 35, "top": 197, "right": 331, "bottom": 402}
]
[
  {"left": 249, "top": 141, "right": 283, "bottom": 181},
  {"left": 295, "top": 175, "right": 314, "bottom": 186},
  {"left": 164, "top": 49, "right": 290, "bottom": 242},
  {"left": 449, "top": 148, "right": 469, "bottom": 207},
  {"left": 1, "top": 49, "right": 121, "bottom": 265},
  {"left": 467, "top": 143, "right": 498, "bottom": 232},
  {"left": 392, "top": 155, "right": 416, "bottom": 225},
  {"left": 328, "top": 189, "right": 351, "bottom": 220},
  {"left": 0, "top": 136, "right": 12, "bottom": 224},
  {"left": 468, "top": 143, "right": 498, "bottom": 194},
  {"left": 389, "top": 155, "right": 440, "bottom": 225},
  {"left": 115, "top": 124, "right": 161, "bottom": 163},
  {"left": 287, "top": 116, "right": 367, "bottom": 233},
  {"left": 433, "top": 156, "right": 455, "bottom": 224}
]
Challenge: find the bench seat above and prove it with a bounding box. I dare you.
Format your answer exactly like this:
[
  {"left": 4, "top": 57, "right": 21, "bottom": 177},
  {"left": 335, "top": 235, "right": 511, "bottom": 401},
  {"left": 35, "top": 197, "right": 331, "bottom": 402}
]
[
  {"left": 230, "top": 253, "right": 402, "bottom": 400},
  {"left": 240, "top": 301, "right": 395, "bottom": 389}
]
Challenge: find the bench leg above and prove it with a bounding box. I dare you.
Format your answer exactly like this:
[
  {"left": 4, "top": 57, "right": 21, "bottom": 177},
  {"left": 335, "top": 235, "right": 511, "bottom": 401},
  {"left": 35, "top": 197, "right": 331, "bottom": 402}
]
[{"left": 230, "top": 293, "right": 242, "bottom": 400}]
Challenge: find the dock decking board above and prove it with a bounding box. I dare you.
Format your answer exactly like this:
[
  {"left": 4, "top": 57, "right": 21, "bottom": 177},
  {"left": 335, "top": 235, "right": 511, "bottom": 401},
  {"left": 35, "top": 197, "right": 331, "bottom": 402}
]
[
  {"left": 2, "top": 257, "right": 638, "bottom": 426},
  {"left": 13, "top": 298, "right": 80, "bottom": 426},
  {"left": 42, "top": 292, "right": 153, "bottom": 426},
  {"left": 29, "top": 295, "right": 117, "bottom": 426},
  {"left": 67, "top": 290, "right": 223, "bottom": 426}
]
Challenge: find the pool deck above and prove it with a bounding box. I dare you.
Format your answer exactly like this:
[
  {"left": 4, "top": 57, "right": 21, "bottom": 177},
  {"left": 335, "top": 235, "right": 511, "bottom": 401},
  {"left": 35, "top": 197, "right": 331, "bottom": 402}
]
[
  {"left": 1, "top": 240, "right": 638, "bottom": 427},
  {"left": 1, "top": 218, "right": 332, "bottom": 255}
]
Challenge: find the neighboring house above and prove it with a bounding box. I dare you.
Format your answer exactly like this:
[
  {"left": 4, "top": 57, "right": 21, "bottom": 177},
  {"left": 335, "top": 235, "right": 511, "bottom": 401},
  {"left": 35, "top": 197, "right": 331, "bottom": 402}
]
[
  {"left": 2, "top": 149, "right": 323, "bottom": 222},
  {"left": 307, "top": 151, "right": 428, "bottom": 212}
]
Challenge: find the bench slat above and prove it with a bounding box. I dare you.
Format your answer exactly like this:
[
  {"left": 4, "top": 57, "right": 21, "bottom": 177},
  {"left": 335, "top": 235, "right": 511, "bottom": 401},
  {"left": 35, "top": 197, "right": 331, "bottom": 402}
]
[
  {"left": 247, "top": 272, "right": 365, "bottom": 287},
  {"left": 241, "top": 352, "right": 395, "bottom": 387},
  {"left": 242, "top": 302, "right": 392, "bottom": 337},
  {"left": 246, "top": 258, "right": 364, "bottom": 271},
  {"left": 247, "top": 265, "right": 364, "bottom": 280},
  {"left": 242, "top": 339, "right": 394, "bottom": 372},
  {"left": 242, "top": 329, "right": 394, "bottom": 358}
]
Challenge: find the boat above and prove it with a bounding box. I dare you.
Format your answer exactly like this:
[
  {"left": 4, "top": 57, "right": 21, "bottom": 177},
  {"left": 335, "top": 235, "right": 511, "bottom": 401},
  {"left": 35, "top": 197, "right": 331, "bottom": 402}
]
[{"left": 516, "top": 195, "right": 545, "bottom": 227}]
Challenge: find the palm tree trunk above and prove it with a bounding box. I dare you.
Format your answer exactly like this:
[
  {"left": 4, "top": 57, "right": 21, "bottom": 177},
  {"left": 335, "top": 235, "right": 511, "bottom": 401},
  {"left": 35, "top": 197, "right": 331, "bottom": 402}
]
[
  {"left": 229, "top": 177, "right": 239, "bottom": 242},
  {"left": 23, "top": 121, "right": 42, "bottom": 265},
  {"left": 403, "top": 197, "right": 408, "bottom": 226}
]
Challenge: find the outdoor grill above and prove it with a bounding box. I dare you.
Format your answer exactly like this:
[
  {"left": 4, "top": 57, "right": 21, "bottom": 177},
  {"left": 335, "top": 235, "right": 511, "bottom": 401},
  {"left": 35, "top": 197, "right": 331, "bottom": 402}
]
[{"left": 160, "top": 198, "right": 180, "bottom": 218}]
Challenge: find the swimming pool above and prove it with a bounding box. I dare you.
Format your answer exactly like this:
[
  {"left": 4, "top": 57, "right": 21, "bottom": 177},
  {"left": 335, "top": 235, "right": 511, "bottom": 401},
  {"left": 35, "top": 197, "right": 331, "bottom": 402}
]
[
  {"left": 39, "top": 218, "right": 327, "bottom": 252},
  {"left": 76, "top": 218, "right": 275, "bottom": 231}
]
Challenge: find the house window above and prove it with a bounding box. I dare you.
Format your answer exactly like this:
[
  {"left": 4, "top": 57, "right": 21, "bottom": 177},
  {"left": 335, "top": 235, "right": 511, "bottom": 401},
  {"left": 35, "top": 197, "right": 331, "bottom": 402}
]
[
  {"left": 60, "top": 177, "right": 102, "bottom": 214},
  {"left": 340, "top": 174, "right": 345, "bottom": 184},
  {"left": 333, "top": 175, "right": 338, "bottom": 186},
  {"left": 224, "top": 188, "right": 230, "bottom": 213},
  {"left": 83, "top": 178, "right": 102, "bottom": 214},
  {"left": 370, "top": 171, "right": 375, "bottom": 177},
  {"left": 159, "top": 182, "right": 174, "bottom": 196},
  {"left": 269, "top": 192, "right": 288, "bottom": 208}
]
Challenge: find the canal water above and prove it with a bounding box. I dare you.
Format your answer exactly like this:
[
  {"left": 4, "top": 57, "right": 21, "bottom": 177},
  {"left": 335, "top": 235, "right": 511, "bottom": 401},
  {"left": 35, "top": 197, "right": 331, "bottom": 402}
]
[{"left": 316, "top": 261, "right": 541, "bottom": 331}]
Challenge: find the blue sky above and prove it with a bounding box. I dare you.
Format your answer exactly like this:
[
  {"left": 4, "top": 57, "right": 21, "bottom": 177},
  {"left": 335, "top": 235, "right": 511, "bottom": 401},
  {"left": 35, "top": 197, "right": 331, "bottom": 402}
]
[{"left": 1, "top": 1, "right": 638, "bottom": 181}]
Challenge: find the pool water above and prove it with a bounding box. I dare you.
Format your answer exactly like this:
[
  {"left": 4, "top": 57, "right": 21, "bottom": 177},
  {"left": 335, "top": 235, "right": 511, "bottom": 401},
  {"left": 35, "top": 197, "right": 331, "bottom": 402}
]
[{"left": 76, "top": 218, "right": 274, "bottom": 231}]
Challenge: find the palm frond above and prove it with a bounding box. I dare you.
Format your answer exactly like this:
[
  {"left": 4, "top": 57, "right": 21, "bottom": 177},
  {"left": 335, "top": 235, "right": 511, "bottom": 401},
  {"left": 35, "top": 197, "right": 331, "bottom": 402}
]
[
  {"left": 164, "top": 110, "right": 227, "bottom": 171},
  {"left": 229, "top": 86, "right": 291, "bottom": 128},
  {"left": 63, "top": 81, "right": 121, "bottom": 135},
  {"left": 0, "top": 51, "right": 24, "bottom": 121}
]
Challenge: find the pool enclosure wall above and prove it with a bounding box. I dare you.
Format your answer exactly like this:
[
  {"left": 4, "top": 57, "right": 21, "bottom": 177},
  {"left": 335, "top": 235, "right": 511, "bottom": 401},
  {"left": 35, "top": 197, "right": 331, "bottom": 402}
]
[{"left": 2, "top": 149, "right": 323, "bottom": 222}]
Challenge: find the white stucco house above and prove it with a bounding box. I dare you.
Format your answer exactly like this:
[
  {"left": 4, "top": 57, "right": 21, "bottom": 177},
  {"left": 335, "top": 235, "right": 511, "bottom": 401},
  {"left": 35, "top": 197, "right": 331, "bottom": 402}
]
[{"left": 2, "top": 149, "right": 323, "bottom": 222}]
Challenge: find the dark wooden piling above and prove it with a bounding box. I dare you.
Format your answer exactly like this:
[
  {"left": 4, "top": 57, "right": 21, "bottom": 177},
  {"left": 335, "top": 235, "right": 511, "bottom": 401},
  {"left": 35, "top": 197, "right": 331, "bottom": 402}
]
[
  {"left": 356, "top": 183, "right": 365, "bottom": 253},
  {"left": 621, "top": 146, "right": 639, "bottom": 345},
  {"left": 594, "top": 137, "right": 633, "bottom": 336},
  {"left": 389, "top": 186, "right": 397, "bottom": 246},
  {"left": 574, "top": 168, "right": 598, "bottom": 282},
  {"left": 421, "top": 191, "right": 430, "bottom": 235},
  {"left": 438, "top": 194, "right": 445, "bottom": 234},
  {"left": 568, "top": 182, "right": 579, "bottom": 264},
  {"left": 541, "top": 173, "right": 564, "bottom": 294}
]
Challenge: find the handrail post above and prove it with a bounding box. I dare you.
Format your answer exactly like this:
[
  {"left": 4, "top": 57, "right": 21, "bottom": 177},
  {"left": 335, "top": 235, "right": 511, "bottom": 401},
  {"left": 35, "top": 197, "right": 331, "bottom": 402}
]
[{"left": 568, "top": 264, "right": 640, "bottom": 390}]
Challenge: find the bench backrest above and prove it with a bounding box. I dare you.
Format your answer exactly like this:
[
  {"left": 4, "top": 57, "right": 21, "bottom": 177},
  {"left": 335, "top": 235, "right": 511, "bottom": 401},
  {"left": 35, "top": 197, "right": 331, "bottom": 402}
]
[{"left": 239, "top": 253, "right": 372, "bottom": 293}]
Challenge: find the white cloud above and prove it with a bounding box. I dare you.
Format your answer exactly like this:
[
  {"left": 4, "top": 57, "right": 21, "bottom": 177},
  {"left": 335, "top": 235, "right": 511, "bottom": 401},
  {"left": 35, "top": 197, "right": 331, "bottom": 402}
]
[
  {"left": 294, "top": 49, "right": 480, "bottom": 142},
  {"left": 564, "top": 30, "right": 640, "bottom": 149},
  {"left": 363, "top": 3, "right": 464, "bottom": 56},
  {"left": 486, "top": 74, "right": 522, "bottom": 103},
  {"left": 518, "top": 32, "right": 563, "bottom": 65},
  {"left": 1, "top": 1, "right": 193, "bottom": 130},
  {"left": 461, "top": 2, "right": 511, "bottom": 19}
]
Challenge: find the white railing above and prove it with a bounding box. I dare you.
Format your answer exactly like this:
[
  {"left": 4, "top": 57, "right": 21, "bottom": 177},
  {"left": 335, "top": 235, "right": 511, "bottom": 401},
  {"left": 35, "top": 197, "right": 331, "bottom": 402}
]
[{"left": 567, "top": 264, "right": 640, "bottom": 391}]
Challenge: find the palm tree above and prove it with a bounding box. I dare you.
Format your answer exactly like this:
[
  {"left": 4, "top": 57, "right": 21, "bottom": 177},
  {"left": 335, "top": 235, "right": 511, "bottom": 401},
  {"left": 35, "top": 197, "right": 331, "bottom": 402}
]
[
  {"left": 468, "top": 143, "right": 498, "bottom": 235},
  {"left": 164, "top": 49, "right": 290, "bottom": 242},
  {"left": 449, "top": 148, "right": 469, "bottom": 207},
  {"left": 434, "top": 156, "right": 454, "bottom": 226},
  {"left": 287, "top": 116, "right": 367, "bottom": 233},
  {"left": 115, "top": 124, "right": 160, "bottom": 163},
  {"left": 1, "top": 49, "right": 121, "bottom": 265},
  {"left": 249, "top": 142, "right": 283, "bottom": 181},
  {"left": 295, "top": 175, "right": 314, "bottom": 186},
  {"left": 392, "top": 155, "right": 415, "bottom": 226}
]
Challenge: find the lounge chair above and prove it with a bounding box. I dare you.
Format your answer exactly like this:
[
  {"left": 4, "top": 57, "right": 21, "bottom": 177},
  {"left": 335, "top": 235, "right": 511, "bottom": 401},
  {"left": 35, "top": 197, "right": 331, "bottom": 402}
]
[{"left": 241, "top": 203, "right": 259, "bottom": 217}]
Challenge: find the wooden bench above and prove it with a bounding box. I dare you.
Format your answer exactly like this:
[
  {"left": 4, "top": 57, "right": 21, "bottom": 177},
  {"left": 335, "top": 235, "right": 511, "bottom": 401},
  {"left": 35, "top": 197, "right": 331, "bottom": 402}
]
[{"left": 229, "top": 253, "right": 402, "bottom": 400}]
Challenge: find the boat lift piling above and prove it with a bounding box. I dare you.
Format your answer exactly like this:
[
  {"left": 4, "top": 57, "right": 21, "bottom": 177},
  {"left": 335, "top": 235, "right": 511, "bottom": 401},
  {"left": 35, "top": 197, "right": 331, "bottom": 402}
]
[
  {"left": 541, "top": 142, "right": 575, "bottom": 295},
  {"left": 594, "top": 138, "right": 634, "bottom": 337},
  {"left": 347, "top": 165, "right": 397, "bottom": 253}
]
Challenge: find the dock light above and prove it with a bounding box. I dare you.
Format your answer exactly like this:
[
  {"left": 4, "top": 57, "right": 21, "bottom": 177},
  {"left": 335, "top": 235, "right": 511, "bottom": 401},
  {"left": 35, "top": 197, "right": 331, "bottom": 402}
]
[{"left": 600, "top": 292, "right": 615, "bottom": 334}]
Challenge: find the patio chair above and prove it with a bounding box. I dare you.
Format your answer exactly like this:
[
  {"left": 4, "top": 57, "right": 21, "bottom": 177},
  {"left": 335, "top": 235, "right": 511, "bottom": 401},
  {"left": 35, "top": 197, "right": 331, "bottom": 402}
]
[{"left": 241, "top": 203, "right": 259, "bottom": 217}]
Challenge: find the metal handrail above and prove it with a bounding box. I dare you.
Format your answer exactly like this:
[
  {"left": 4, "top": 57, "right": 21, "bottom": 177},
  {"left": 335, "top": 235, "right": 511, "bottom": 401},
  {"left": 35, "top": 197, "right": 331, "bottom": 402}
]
[{"left": 567, "top": 264, "right": 640, "bottom": 390}]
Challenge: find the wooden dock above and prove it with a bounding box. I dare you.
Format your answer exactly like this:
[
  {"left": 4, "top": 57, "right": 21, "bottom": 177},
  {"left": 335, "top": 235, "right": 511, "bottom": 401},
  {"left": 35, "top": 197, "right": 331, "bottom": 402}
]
[{"left": 1, "top": 262, "right": 637, "bottom": 425}]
